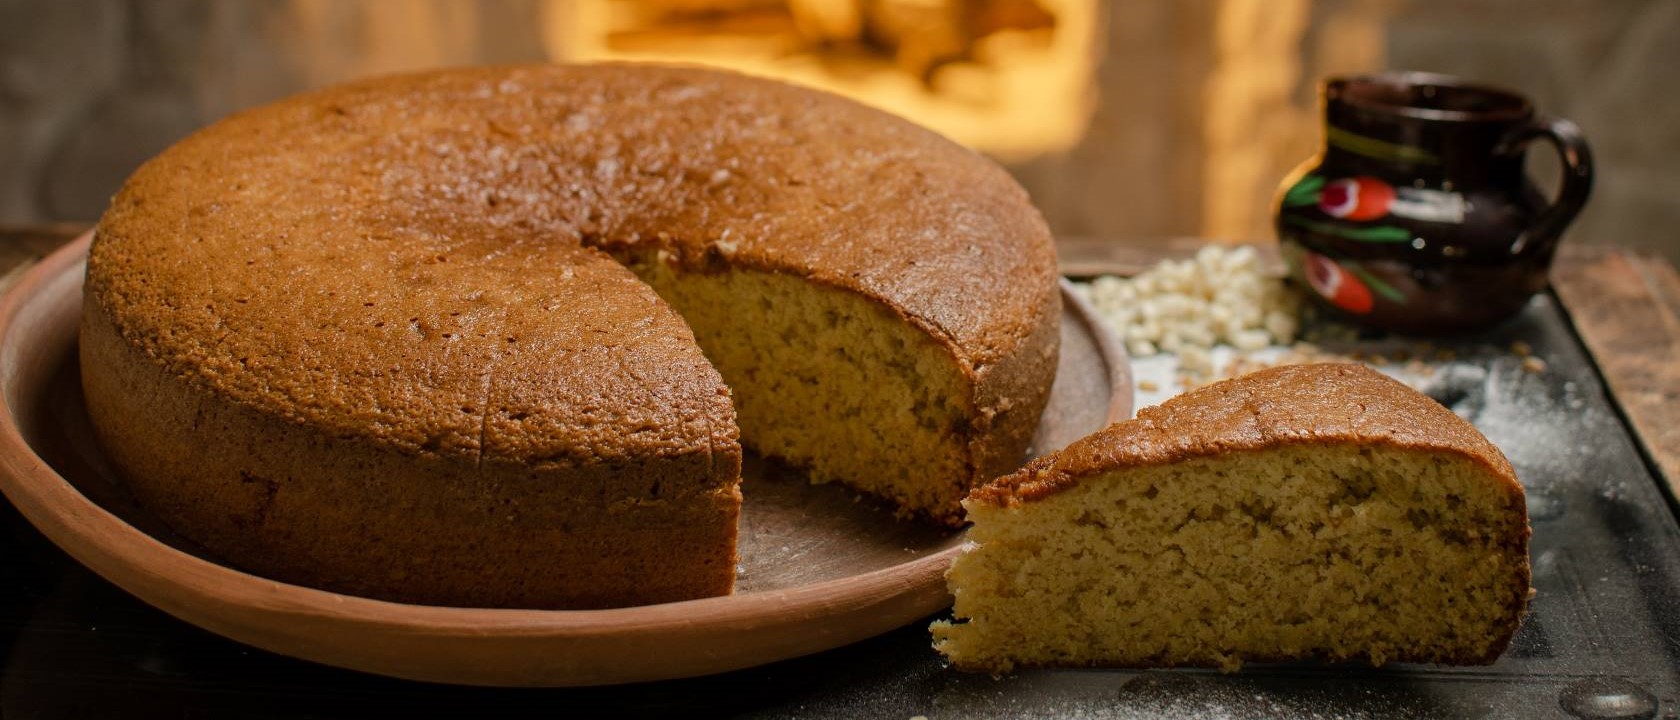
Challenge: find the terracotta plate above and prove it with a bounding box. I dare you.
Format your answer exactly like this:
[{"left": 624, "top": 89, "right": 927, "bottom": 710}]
[{"left": 0, "top": 233, "right": 1131, "bottom": 687}]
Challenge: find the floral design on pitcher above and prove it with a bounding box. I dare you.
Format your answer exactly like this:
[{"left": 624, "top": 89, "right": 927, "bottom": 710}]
[
  {"left": 1302, "top": 251, "right": 1374, "bottom": 314},
  {"left": 1275, "top": 73, "right": 1594, "bottom": 333},
  {"left": 1282, "top": 175, "right": 1408, "bottom": 242},
  {"left": 1285, "top": 245, "right": 1408, "bottom": 314},
  {"left": 1319, "top": 177, "right": 1395, "bottom": 220},
  {"left": 1282, "top": 174, "right": 1467, "bottom": 244}
]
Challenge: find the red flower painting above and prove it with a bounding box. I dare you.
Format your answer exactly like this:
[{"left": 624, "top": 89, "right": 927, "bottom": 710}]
[
  {"left": 1318, "top": 177, "right": 1396, "bottom": 221},
  {"left": 1303, "top": 251, "right": 1375, "bottom": 314}
]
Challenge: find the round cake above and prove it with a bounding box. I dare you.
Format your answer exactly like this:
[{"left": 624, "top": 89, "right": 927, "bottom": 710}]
[{"left": 81, "top": 64, "right": 1061, "bottom": 609}]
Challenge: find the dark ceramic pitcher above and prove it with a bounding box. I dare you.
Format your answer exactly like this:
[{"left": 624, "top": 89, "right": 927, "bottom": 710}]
[{"left": 1275, "top": 72, "right": 1592, "bottom": 334}]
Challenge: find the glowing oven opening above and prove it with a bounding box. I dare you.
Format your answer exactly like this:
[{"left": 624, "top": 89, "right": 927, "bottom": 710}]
[{"left": 541, "top": 0, "right": 1102, "bottom": 161}]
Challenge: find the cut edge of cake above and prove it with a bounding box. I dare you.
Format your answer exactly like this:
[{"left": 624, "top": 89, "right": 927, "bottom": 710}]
[{"left": 622, "top": 251, "right": 1060, "bottom": 524}]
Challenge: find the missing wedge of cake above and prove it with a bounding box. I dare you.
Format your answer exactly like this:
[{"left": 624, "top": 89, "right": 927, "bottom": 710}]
[{"left": 932, "top": 363, "right": 1531, "bottom": 673}]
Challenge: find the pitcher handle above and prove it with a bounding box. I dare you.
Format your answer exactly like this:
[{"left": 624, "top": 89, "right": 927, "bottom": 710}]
[{"left": 1496, "top": 115, "right": 1594, "bottom": 254}]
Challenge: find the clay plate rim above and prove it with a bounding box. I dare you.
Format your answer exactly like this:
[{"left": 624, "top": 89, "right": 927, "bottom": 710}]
[{"left": 0, "top": 232, "right": 1130, "bottom": 687}]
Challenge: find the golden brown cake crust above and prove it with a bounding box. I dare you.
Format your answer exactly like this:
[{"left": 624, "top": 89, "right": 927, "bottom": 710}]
[
  {"left": 969, "top": 363, "right": 1522, "bottom": 508},
  {"left": 82, "top": 64, "right": 1057, "bottom": 606},
  {"left": 91, "top": 62, "right": 1057, "bottom": 486}
]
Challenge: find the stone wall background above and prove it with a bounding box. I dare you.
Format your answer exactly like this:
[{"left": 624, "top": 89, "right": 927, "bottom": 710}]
[{"left": 1, "top": 0, "right": 1675, "bottom": 259}]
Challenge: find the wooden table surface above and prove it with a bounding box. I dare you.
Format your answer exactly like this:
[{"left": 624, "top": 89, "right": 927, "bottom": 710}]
[{"left": 5, "top": 223, "right": 1677, "bottom": 497}]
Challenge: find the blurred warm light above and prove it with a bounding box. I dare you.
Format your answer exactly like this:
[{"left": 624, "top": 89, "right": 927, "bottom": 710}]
[
  {"left": 1199, "top": 0, "right": 1387, "bottom": 243},
  {"left": 1201, "top": 0, "right": 1311, "bottom": 243},
  {"left": 540, "top": 0, "right": 1101, "bottom": 161}
]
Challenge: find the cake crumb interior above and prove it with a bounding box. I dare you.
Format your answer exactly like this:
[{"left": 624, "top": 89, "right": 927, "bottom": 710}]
[
  {"left": 933, "top": 443, "right": 1529, "bottom": 672},
  {"left": 628, "top": 255, "right": 975, "bottom": 521}
]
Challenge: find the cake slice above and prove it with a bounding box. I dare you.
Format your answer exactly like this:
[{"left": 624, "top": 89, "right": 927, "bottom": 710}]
[{"left": 932, "top": 363, "right": 1531, "bottom": 672}]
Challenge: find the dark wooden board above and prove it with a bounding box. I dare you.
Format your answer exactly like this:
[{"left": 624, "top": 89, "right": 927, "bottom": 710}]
[{"left": 1552, "top": 244, "right": 1680, "bottom": 499}]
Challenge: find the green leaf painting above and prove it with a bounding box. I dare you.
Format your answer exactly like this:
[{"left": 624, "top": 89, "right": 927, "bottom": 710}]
[
  {"left": 1343, "top": 261, "right": 1407, "bottom": 303},
  {"left": 1326, "top": 127, "right": 1440, "bottom": 165},
  {"left": 1283, "top": 175, "right": 1325, "bottom": 207},
  {"left": 1281, "top": 216, "right": 1414, "bottom": 243}
]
